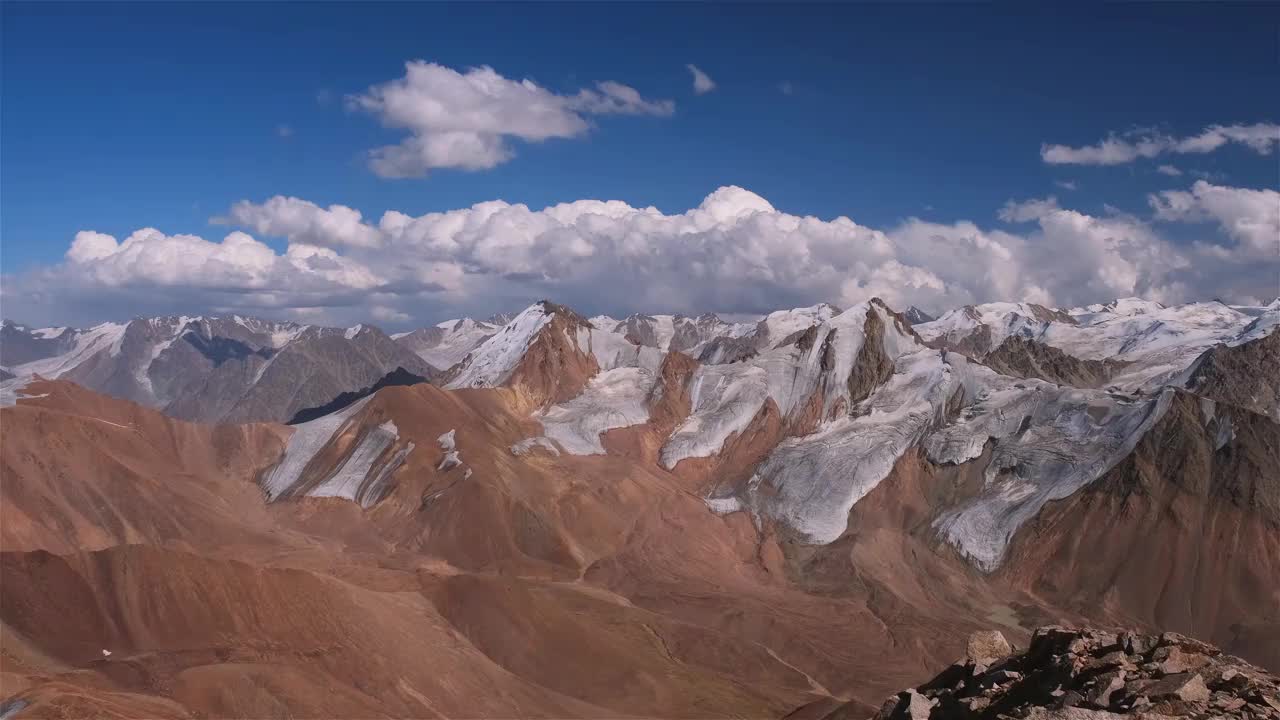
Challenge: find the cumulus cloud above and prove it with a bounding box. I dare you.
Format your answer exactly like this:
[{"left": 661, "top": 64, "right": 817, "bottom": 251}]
[
  {"left": 687, "top": 64, "right": 716, "bottom": 94},
  {"left": 347, "top": 61, "right": 674, "bottom": 178},
  {"left": 1150, "top": 181, "right": 1280, "bottom": 257},
  {"left": 60, "top": 228, "right": 381, "bottom": 292},
  {"left": 1156, "top": 164, "right": 1182, "bottom": 177},
  {"left": 5, "top": 183, "right": 1275, "bottom": 327},
  {"left": 1042, "top": 122, "right": 1280, "bottom": 165},
  {"left": 1054, "top": 180, "right": 1077, "bottom": 191},
  {"left": 220, "top": 196, "right": 383, "bottom": 249},
  {"left": 999, "top": 196, "right": 1060, "bottom": 223}
]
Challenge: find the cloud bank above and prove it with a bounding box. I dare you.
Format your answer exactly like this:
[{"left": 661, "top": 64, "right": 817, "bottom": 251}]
[
  {"left": 348, "top": 61, "right": 674, "bottom": 177},
  {"left": 1042, "top": 122, "right": 1280, "bottom": 166},
  {"left": 5, "top": 183, "right": 1276, "bottom": 328}
]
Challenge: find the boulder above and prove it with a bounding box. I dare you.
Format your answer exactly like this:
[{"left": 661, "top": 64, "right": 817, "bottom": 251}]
[
  {"left": 966, "top": 630, "right": 1012, "bottom": 664},
  {"left": 1145, "top": 673, "right": 1211, "bottom": 703}
]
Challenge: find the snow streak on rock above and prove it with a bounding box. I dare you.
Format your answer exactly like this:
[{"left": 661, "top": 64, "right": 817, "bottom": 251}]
[
  {"left": 309, "top": 420, "right": 413, "bottom": 507},
  {"left": 260, "top": 396, "right": 411, "bottom": 508}
]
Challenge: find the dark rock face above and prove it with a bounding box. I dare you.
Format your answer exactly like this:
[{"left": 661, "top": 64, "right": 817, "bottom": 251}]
[
  {"left": 287, "top": 366, "right": 429, "bottom": 424},
  {"left": 983, "top": 336, "right": 1127, "bottom": 388},
  {"left": 182, "top": 332, "right": 274, "bottom": 366},
  {"left": 1184, "top": 330, "right": 1280, "bottom": 422},
  {"left": 905, "top": 307, "right": 936, "bottom": 325},
  {"left": 697, "top": 334, "right": 758, "bottom": 364},
  {"left": 863, "top": 627, "right": 1280, "bottom": 720}
]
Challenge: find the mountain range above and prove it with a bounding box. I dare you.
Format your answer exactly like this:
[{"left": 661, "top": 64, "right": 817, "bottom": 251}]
[{"left": 1, "top": 294, "right": 1277, "bottom": 718}]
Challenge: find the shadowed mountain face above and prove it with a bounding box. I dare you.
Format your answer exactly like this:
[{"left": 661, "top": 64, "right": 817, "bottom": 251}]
[
  {"left": 1, "top": 316, "right": 436, "bottom": 423},
  {"left": 181, "top": 332, "right": 274, "bottom": 366},
  {"left": 0, "top": 296, "right": 1276, "bottom": 718},
  {"left": 287, "top": 366, "right": 429, "bottom": 424}
]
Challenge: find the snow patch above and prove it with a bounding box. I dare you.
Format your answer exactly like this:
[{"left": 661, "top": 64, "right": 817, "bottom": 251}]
[
  {"left": 437, "top": 429, "right": 462, "bottom": 470},
  {"left": 928, "top": 379, "right": 1174, "bottom": 572},
  {"left": 535, "top": 367, "right": 654, "bottom": 454},
  {"left": 511, "top": 437, "right": 561, "bottom": 456},
  {"left": 740, "top": 349, "right": 958, "bottom": 543},
  {"left": 308, "top": 421, "right": 412, "bottom": 506},
  {"left": 0, "top": 376, "right": 35, "bottom": 407},
  {"left": 261, "top": 397, "right": 373, "bottom": 501},
  {"left": 32, "top": 326, "right": 69, "bottom": 339}
]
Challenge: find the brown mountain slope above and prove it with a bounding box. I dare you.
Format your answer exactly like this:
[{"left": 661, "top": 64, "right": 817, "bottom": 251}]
[
  {"left": 3, "top": 368, "right": 1277, "bottom": 718},
  {"left": 983, "top": 335, "right": 1127, "bottom": 388},
  {"left": 997, "top": 390, "right": 1280, "bottom": 669},
  {"left": 0, "top": 379, "right": 287, "bottom": 555},
  {"left": 1184, "top": 328, "right": 1280, "bottom": 422},
  {"left": 0, "top": 382, "right": 832, "bottom": 717}
]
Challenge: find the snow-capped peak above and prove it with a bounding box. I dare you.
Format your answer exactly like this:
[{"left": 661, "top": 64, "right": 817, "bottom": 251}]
[{"left": 445, "top": 303, "right": 555, "bottom": 389}]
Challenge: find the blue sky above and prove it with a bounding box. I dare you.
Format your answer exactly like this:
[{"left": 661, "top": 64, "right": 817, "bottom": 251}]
[{"left": 2, "top": 3, "right": 1278, "bottom": 326}]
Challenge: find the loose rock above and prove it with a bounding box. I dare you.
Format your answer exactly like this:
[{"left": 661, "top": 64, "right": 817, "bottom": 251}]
[{"left": 866, "top": 626, "right": 1280, "bottom": 720}]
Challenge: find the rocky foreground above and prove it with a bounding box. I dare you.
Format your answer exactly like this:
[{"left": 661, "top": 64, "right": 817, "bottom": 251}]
[{"left": 865, "top": 627, "right": 1280, "bottom": 720}]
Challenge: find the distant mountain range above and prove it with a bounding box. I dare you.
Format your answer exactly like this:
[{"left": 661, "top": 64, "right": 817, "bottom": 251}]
[{"left": 1, "top": 316, "right": 436, "bottom": 423}]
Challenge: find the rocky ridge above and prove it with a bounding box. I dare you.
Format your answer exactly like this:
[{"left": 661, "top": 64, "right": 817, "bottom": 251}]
[{"left": 863, "top": 627, "right": 1280, "bottom": 720}]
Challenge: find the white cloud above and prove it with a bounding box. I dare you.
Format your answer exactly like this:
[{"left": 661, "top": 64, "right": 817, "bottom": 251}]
[
  {"left": 1054, "top": 180, "right": 1077, "bottom": 191},
  {"left": 6, "top": 184, "right": 1275, "bottom": 326},
  {"left": 687, "top": 64, "right": 716, "bottom": 95},
  {"left": 348, "top": 61, "right": 674, "bottom": 178},
  {"left": 1156, "top": 164, "right": 1182, "bottom": 177},
  {"left": 58, "top": 228, "right": 380, "bottom": 294},
  {"left": 1042, "top": 122, "right": 1280, "bottom": 165},
  {"left": 999, "top": 196, "right": 1060, "bottom": 223},
  {"left": 221, "top": 196, "right": 383, "bottom": 249},
  {"left": 1150, "top": 181, "right": 1280, "bottom": 257},
  {"left": 570, "top": 80, "right": 675, "bottom": 116}
]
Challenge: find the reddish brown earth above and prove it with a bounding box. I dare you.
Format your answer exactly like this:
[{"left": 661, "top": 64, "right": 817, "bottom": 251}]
[{"left": 2, "top": 367, "right": 1277, "bottom": 718}]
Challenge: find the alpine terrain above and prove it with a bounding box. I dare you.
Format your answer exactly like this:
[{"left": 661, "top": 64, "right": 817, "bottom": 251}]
[{"left": 1, "top": 295, "right": 1277, "bottom": 718}]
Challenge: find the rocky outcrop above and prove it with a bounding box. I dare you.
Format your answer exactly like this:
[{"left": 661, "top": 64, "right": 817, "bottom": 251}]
[
  {"left": 847, "top": 302, "right": 899, "bottom": 409},
  {"left": 1184, "top": 330, "right": 1280, "bottom": 422},
  {"left": 905, "top": 307, "right": 936, "bottom": 325},
  {"left": 983, "top": 336, "right": 1127, "bottom": 388},
  {"left": 860, "top": 627, "right": 1280, "bottom": 720},
  {"left": 697, "top": 333, "right": 759, "bottom": 364},
  {"left": 502, "top": 303, "right": 601, "bottom": 409}
]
